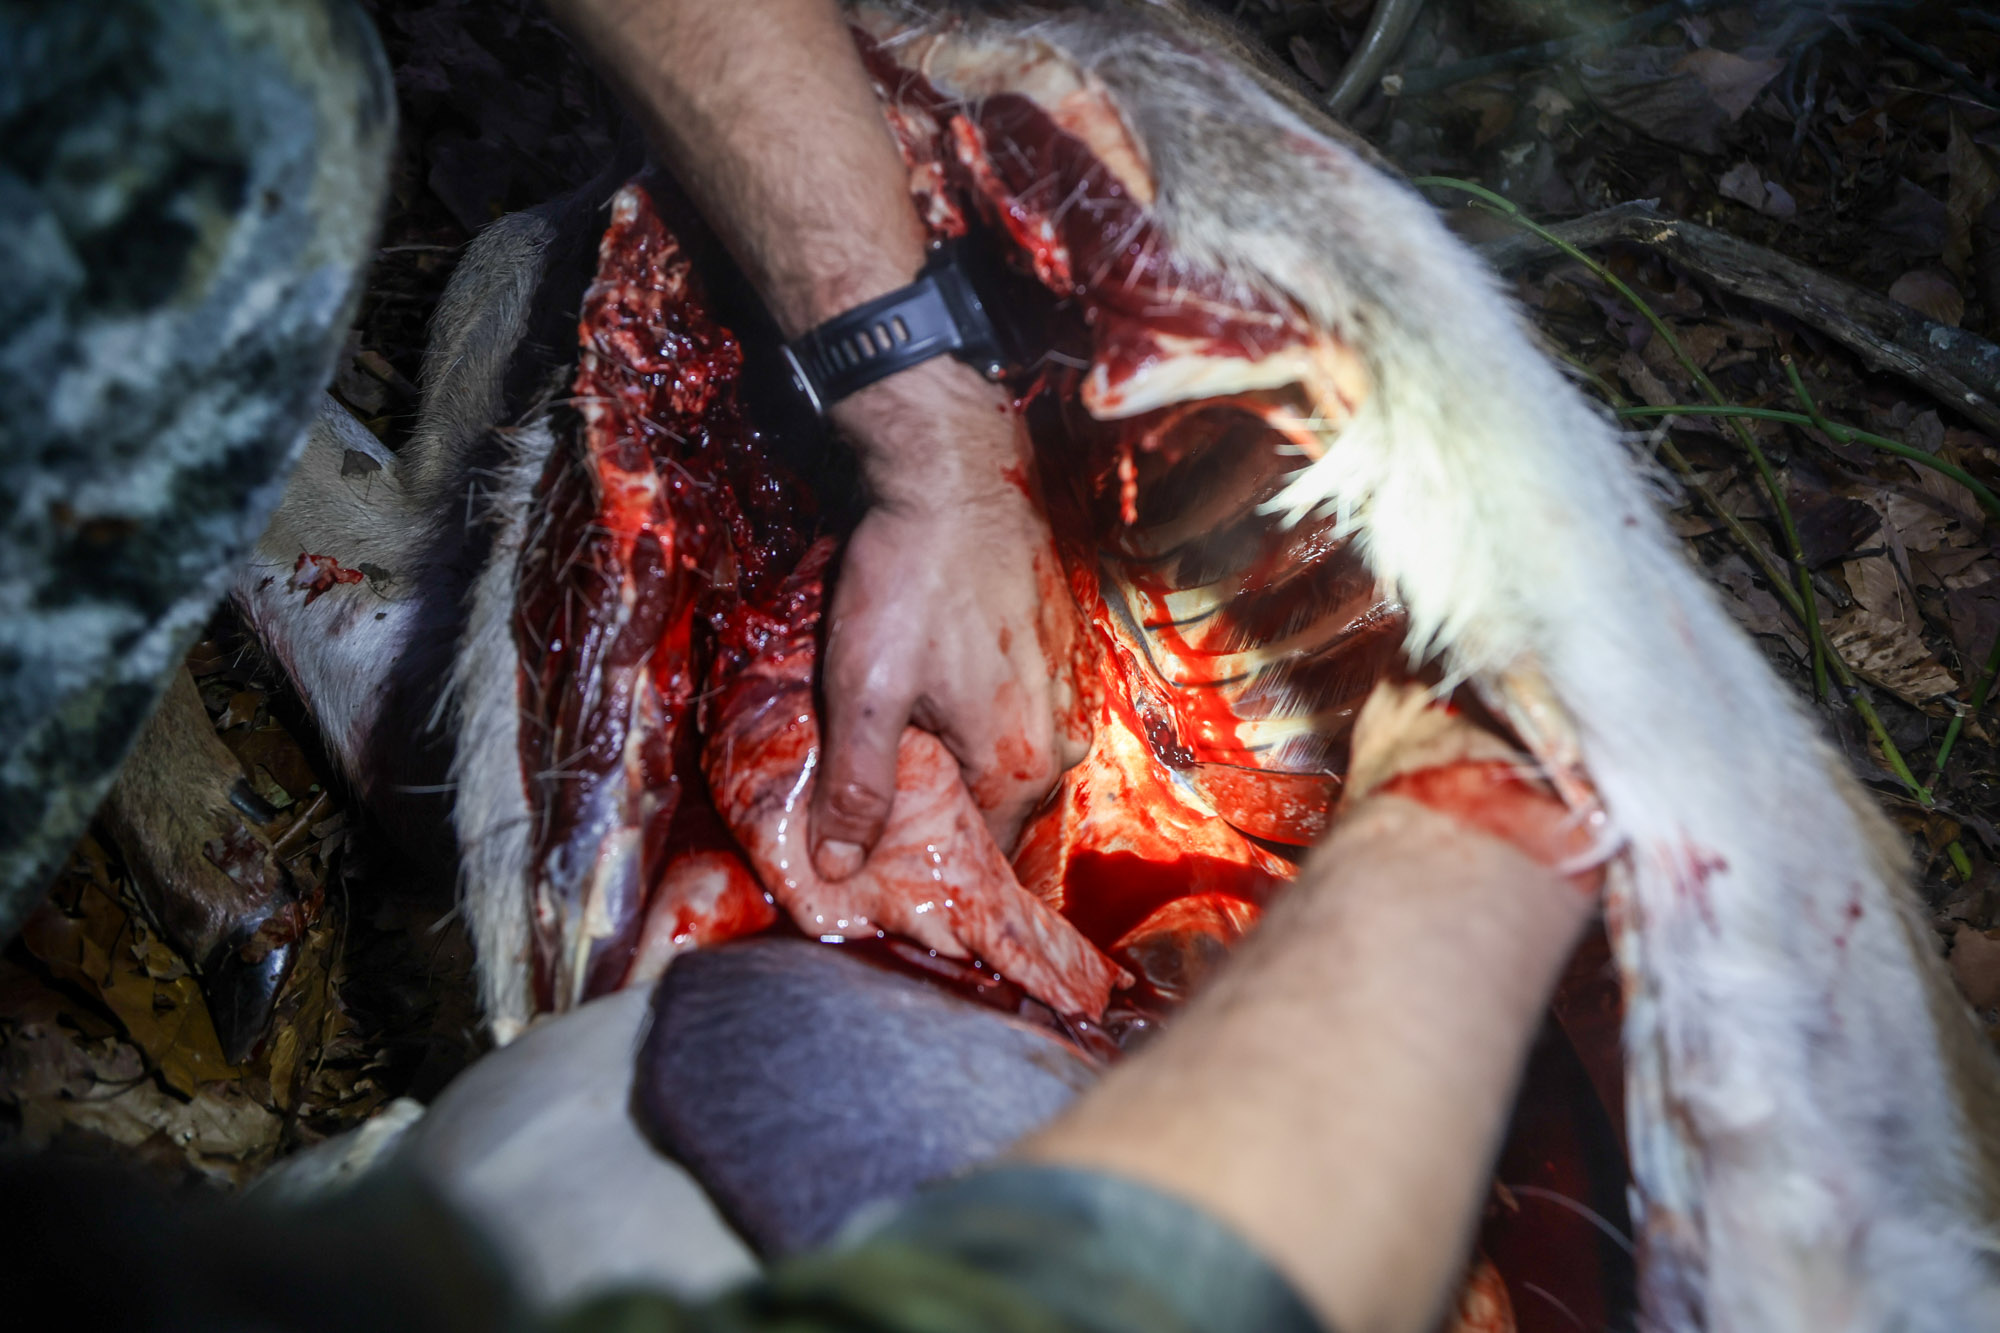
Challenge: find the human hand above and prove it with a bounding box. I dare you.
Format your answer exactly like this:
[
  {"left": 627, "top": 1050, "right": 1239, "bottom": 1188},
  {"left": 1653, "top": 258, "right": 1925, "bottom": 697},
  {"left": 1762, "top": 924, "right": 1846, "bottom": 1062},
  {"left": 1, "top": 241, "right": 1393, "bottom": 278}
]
[
  {"left": 706, "top": 539, "right": 1122, "bottom": 1018},
  {"left": 810, "top": 360, "right": 1091, "bottom": 880}
]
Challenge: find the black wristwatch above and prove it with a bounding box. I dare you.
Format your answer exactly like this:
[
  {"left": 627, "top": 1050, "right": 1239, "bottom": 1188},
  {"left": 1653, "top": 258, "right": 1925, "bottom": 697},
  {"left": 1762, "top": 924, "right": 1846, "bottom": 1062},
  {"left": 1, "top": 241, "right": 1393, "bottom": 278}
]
[{"left": 781, "top": 240, "right": 1020, "bottom": 415}]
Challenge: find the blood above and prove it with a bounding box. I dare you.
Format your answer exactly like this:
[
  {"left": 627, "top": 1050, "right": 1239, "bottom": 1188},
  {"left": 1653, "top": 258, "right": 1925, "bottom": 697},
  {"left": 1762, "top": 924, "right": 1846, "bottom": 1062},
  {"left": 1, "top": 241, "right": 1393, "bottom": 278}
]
[
  {"left": 1109, "top": 891, "right": 1260, "bottom": 1000},
  {"left": 290, "top": 552, "right": 364, "bottom": 605},
  {"left": 514, "top": 178, "right": 812, "bottom": 1008},
  {"left": 1478, "top": 1008, "right": 1636, "bottom": 1333},
  {"left": 858, "top": 32, "right": 1313, "bottom": 415},
  {"left": 1448, "top": 1259, "right": 1518, "bottom": 1333},
  {"left": 1668, "top": 841, "right": 1727, "bottom": 931},
  {"left": 623, "top": 847, "right": 778, "bottom": 990},
  {"left": 507, "top": 46, "right": 1633, "bottom": 1329},
  {"left": 703, "top": 542, "right": 1125, "bottom": 1019},
  {"left": 1377, "top": 760, "right": 1607, "bottom": 892}
]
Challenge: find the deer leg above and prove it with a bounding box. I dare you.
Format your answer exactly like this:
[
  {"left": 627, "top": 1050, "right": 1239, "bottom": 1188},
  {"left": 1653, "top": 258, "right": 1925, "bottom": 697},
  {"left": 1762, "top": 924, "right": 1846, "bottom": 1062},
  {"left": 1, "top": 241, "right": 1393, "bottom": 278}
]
[{"left": 97, "top": 666, "right": 310, "bottom": 1063}]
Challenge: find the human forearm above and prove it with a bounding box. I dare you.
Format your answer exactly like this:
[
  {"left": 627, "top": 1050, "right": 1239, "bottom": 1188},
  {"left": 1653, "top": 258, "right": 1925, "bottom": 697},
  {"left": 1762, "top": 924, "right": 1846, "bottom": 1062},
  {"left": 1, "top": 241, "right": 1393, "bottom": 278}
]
[
  {"left": 543, "top": 0, "right": 1080, "bottom": 898},
  {"left": 541, "top": 0, "right": 1008, "bottom": 501},
  {"left": 544, "top": 0, "right": 915, "bottom": 333},
  {"left": 1021, "top": 795, "right": 1597, "bottom": 1333}
]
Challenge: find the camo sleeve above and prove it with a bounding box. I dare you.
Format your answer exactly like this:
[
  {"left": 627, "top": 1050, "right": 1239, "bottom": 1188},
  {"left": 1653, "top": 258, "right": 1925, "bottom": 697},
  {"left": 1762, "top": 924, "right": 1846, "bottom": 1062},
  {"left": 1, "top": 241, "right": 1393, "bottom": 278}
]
[{"left": 552, "top": 1166, "right": 1325, "bottom": 1333}]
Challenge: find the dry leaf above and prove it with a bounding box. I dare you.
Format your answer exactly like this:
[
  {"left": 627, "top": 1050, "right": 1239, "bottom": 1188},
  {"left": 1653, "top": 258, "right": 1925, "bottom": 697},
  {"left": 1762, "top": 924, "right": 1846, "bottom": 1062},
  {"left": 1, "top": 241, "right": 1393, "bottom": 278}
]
[
  {"left": 1946, "top": 113, "right": 2000, "bottom": 281},
  {"left": 1710, "top": 554, "right": 1808, "bottom": 659},
  {"left": 1581, "top": 48, "right": 1732, "bottom": 155},
  {"left": 1923, "top": 547, "right": 1993, "bottom": 591},
  {"left": 1945, "top": 581, "right": 2000, "bottom": 668},
  {"left": 1952, "top": 924, "right": 2000, "bottom": 1010},
  {"left": 1826, "top": 554, "right": 1958, "bottom": 702},
  {"left": 222, "top": 724, "right": 322, "bottom": 802},
  {"left": 219, "top": 689, "right": 262, "bottom": 731},
  {"left": 1677, "top": 48, "right": 1783, "bottom": 121},
  {"left": 1791, "top": 491, "right": 1879, "bottom": 569},
  {"left": 1887, "top": 269, "right": 1966, "bottom": 328},
  {"left": 1875, "top": 179, "right": 1949, "bottom": 256},
  {"left": 1828, "top": 605, "right": 1959, "bottom": 701},
  {"left": 20, "top": 877, "right": 241, "bottom": 1097},
  {"left": 1911, "top": 463, "right": 1982, "bottom": 523},
  {"left": 1717, "top": 161, "right": 1795, "bottom": 218},
  {"left": 1617, "top": 350, "right": 1680, "bottom": 408},
  {"left": 1287, "top": 34, "right": 1330, "bottom": 89},
  {"left": 1871, "top": 490, "right": 1956, "bottom": 557},
  {"left": 1527, "top": 85, "right": 1574, "bottom": 136}
]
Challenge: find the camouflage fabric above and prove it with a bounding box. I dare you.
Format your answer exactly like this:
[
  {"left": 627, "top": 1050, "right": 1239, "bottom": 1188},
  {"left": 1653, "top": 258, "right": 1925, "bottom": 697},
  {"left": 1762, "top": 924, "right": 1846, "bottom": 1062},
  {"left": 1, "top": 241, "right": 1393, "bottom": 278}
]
[
  {"left": 0, "top": 0, "right": 392, "bottom": 937},
  {"left": 554, "top": 1167, "right": 1324, "bottom": 1333},
  {"left": 3, "top": 1157, "right": 1323, "bottom": 1333}
]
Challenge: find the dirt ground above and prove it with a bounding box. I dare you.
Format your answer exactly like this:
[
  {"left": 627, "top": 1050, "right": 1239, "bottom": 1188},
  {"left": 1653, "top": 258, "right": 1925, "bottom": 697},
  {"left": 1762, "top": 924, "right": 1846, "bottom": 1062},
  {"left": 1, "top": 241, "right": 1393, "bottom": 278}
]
[{"left": 5, "top": 0, "right": 2000, "bottom": 1187}]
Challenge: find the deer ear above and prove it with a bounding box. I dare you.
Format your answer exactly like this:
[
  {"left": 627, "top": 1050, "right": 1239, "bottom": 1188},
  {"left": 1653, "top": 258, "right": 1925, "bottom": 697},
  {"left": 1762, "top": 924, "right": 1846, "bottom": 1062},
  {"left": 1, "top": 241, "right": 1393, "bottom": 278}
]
[{"left": 634, "top": 938, "right": 1100, "bottom": 1257}]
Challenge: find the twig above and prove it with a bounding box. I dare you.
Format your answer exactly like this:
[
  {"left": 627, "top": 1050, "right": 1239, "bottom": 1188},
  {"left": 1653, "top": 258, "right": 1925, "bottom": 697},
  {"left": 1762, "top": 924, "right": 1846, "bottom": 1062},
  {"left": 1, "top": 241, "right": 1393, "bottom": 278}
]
[
  {"left": 1849, "top": 15, "right": 2000, "bottom": 114},
  {"left": 1616, "top": 404, "right": 2000, "bottom": 523},
  {"left": 1474, "top": 200, "right": 2000, "bottom": 439},
  {"left": 1628, "top": 374, "right": 2000, "bottom": 801},
  {"left": 1326, "top": 0, "right": 1428, "bottom": 116},
  {"left": 1620, "top": 394, "right": 2000, "bottom": 865},
  {"left": 1558, "top": 351, "right": 1809, "bottom": 602},
  {"left": 1566, "top": 351, "right": 1814, "bottom": 616},
  {"left": 1932, "top": 634, "right": 2000, "bottom": 785}
]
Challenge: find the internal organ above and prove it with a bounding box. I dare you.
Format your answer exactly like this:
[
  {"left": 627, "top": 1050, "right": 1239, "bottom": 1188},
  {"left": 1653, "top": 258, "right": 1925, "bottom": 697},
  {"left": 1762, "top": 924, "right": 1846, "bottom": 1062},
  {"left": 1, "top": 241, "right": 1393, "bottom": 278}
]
[
  {"left": 513, "top": 47, "right": 1411, "bottom": 1022},
  {"left": 702, "top": 540, "right": 1126, "bottom": 1018}
]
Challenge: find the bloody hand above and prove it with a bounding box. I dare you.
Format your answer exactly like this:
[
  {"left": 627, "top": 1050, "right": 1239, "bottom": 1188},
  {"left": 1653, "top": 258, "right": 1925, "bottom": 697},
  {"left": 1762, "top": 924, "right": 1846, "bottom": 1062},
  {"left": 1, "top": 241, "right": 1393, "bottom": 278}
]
[
  {"left": 708, "top": 540, "right": 1122, "bottom": 1020},
  {"left": 810, "top": 360, "right": 1090, "bottom": 879}
]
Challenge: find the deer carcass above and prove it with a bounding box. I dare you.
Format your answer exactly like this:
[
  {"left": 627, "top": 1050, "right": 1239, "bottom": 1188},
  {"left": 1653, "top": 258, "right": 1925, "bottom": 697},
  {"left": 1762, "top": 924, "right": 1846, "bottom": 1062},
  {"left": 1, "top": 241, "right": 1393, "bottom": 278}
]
[{"left": 234, "top": 3, "right": 2000, "bottom": 1329}]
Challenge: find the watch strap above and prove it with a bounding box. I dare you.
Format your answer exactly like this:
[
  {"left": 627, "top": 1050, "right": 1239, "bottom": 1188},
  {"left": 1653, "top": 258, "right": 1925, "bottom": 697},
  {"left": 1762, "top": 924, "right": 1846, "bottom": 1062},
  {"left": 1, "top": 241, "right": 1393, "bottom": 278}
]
[{"left": 782, "top": 244, "right": 1004, "bottom": 415}]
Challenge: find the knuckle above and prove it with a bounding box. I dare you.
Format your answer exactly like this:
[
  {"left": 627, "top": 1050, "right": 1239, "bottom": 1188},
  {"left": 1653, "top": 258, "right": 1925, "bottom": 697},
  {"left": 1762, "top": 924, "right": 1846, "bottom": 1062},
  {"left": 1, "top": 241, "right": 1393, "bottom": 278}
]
[{"left": 822, "top": 777, "right": 893, "bottom": 825}]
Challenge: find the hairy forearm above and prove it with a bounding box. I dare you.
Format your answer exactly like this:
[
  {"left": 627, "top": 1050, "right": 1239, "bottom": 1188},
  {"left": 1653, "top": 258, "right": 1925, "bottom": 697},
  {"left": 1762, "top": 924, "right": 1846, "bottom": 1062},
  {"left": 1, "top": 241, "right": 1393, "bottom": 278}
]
[
  {"left": 543, "top": 0, "right": 1012, "bottom": 505},
  {"left": 546, "top": 0, "right": 916, "bottom": 329},
  {"left": 1021, "top": 797, "right": 1597, "bottom": 1333}
]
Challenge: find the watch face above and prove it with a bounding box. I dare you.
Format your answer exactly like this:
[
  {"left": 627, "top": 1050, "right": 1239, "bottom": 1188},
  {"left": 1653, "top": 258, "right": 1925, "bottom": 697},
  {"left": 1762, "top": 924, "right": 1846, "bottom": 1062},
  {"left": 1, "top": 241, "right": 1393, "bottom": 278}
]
[{"left": 947, "top": 232, "right": 1065, "bottom": 384}]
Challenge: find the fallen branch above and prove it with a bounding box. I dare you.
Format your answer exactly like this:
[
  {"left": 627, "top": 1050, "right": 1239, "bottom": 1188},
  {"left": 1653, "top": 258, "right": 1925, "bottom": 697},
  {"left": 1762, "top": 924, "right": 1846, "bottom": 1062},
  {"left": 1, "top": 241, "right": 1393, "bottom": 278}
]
[{"left": 1474, "top": 199, "right": 2000, "bottom": 439}]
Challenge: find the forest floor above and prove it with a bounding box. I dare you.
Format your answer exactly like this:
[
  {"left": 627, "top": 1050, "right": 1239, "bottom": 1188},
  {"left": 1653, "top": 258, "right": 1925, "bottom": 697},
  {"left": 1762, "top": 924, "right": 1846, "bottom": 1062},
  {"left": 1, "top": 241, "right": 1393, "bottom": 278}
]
[{"left": 4, "top": 0, "right": 1999, "bottom": 1186}]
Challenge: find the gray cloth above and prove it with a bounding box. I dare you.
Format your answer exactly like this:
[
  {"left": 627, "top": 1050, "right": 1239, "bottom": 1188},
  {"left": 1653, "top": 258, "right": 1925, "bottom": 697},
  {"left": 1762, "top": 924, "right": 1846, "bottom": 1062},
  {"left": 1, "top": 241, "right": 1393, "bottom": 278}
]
[{"left": 0, "top": 0, "right": 394, "bottom": 935}]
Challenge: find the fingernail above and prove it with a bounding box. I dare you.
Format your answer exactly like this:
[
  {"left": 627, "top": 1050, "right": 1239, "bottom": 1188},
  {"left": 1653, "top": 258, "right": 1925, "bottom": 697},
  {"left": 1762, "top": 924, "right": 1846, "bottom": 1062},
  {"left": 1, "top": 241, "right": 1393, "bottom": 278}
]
[{"left": 815, "top": 839, "right": 867, "bottom": 880}]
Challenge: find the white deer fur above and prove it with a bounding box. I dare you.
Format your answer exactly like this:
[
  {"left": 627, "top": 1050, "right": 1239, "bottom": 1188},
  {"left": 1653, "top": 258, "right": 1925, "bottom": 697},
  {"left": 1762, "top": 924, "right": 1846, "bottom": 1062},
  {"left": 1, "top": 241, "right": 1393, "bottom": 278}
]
[{"left": 236, "top": 0, "right": 2000, "bottom": 1325}]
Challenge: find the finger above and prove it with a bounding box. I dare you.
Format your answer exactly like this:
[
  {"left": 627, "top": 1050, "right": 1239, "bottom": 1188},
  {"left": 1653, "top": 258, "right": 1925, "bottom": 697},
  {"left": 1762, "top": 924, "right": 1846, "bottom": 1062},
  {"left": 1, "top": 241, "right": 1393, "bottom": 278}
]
[
  {"left": 874, "top": 737, "right": 1125, "bottom": 1019},
  {"left": 812, "top": 624, "right": 919, "bottom": 882}
]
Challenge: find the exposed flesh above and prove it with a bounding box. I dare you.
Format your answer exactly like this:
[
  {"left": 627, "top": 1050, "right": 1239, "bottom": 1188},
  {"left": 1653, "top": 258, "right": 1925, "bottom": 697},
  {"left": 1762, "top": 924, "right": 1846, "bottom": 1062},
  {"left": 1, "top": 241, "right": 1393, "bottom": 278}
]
[
  {"left": 498, "top": 34, "right": 1637, "bottom": 1330},
  {"left": 516, "top": 76, "right": 1407, "bottom": 1019}
]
